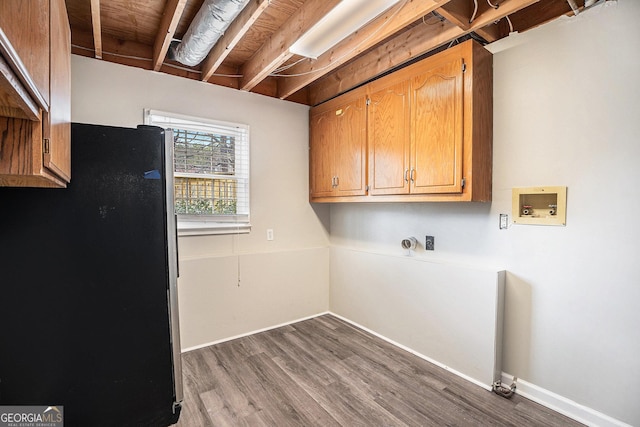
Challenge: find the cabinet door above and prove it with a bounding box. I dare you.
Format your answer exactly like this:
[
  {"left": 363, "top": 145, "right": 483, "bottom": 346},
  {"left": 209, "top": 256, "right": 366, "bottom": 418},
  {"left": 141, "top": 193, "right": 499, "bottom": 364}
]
[
  {"left": 309, "top": 110, "right": 335, "bottom": 197},
  {"left": 43, "top": 0, "right": 71, "bottom": 182},
  {"left": 0, "top": 0, "right": 50, "bottom": 109},
  {"left": 410, "top": 58, "right": 464, "bottom": 194},
  {"left": 368, "top": 81, "right": 410, "bottom": 195},
  {"left": 333, "top": 98, "right": 366, "bottom": 196}
]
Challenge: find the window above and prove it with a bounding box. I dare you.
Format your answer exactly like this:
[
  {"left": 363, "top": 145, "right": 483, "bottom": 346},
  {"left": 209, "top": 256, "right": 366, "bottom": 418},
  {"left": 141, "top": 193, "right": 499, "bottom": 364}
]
[{"left": 144, "top": 110, "right": 250, "bottom": 236}]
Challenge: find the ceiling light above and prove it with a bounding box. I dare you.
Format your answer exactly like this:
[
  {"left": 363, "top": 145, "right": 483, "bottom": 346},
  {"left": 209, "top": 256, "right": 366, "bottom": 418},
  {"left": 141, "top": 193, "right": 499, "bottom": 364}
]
[{"left": 289, "top": 0, "right": 401, "bottom": 59}]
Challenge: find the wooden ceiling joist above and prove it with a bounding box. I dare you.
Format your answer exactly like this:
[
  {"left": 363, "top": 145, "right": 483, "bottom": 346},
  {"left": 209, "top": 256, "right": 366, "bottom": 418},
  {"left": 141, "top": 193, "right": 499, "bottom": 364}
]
[
  {"left": 71, "top": 27, "right": 243, "bottom": 88},
  {"left": 152, "top": 0, "right": 188, "bottom": 71},
  {"left": 239, "top": 0, "right": 341, "bottom": 91},
  {"left": 65, "top": 0, "right": 582, "bottom": 105},
  {"left": 201, "top": 0, "right": 270, "bottom": 82},
  {"left": 276, "top": 0, "right": 452, "bottom": 100},
  {"left": 436, "top": 0, "right": 474, "bottom": 30},
  {"left": 507, "top": 0, "right": 579, "bottom": 32},
  {"left": 90, "top": 0, "right": 102, "bottom": 59},
  {"left": 308, "top": 0, "right": 541, "bottom": 105}
]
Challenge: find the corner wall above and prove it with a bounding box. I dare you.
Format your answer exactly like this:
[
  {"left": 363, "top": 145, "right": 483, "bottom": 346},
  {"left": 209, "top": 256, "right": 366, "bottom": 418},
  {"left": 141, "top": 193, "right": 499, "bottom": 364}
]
[
  {"left": 70, "top": 56, "right": 330, "bottom": 350},
  {"left": 329, "top": 2, "right": 640, "bottom": 425}
]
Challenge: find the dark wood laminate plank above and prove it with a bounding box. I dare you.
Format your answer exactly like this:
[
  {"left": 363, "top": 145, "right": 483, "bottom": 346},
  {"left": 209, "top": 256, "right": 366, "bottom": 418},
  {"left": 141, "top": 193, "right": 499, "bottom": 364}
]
[
  {"left": 212, "top": 349, "right": 303, "bottom": 427},
  {"left": 269, "top": 332, "right": 342, "bottom": 387},
  {"left": 197, "top": 355, "right": 260, "bottom": 424},
  {"left": 252, "top": 330, "right": 393, "bottom": 425},
  {"left": 374, "top": 390, "right": 465, "bottom": 426},
  {"left": 176, "top": 374, "right": 215, "bottom": 427},
  {"left": 175, "top": 315, "right": 584, "bottom": 427},
  {"left": 243, "top": 352, "right": 341, "bottom": 426}
]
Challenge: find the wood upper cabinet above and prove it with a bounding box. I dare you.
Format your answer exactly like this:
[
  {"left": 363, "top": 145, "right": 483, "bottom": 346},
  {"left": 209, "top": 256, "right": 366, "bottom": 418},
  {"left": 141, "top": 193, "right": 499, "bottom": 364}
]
[
  {"left": 0, "top": 0, "right": 71, "bottom": 188},
  {"left": 310, "top": 39, "right": 492, "bottom": 203},
  {"left": 309, "top": 92, "right": 367, "bottom": 198},
  {"left": 310, "top": 111, "right": 332, "bottom": 197},
  {"left": 368, "top": 81, "right": 410, "bottom": 196},
  {"left": 44, "top": 0, "right": 71, "bottom": 182},
  {"left": 368, "top": 59, "right": 464, "bottom": 197},
  {"left": 410, "top": 57, "right": 464, "bottom": 195}
]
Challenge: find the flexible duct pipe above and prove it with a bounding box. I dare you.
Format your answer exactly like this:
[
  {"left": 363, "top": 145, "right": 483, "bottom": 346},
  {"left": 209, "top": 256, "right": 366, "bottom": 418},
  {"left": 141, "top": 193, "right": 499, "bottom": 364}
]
[{"left": 170, "top": 0, "right": 250, "bottom": 66}]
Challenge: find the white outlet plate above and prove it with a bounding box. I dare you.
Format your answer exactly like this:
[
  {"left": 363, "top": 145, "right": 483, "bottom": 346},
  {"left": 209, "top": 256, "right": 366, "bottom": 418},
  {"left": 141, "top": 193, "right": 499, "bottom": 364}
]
[
  {"left": 500, "top": 214, "right": 508, "bottom": 229},
  {"left": 266, "top": 229, "right": 274, "bottom": 241}
]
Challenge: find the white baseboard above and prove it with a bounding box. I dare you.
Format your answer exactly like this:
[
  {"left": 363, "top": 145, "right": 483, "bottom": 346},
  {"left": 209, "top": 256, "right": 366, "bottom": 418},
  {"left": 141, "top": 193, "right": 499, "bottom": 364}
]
[
  {"left": 181, "top": 311, "right": 331, "bottom": 353},
  {"left": 500, "top": 373, "right": 632, "bottom": 427}
]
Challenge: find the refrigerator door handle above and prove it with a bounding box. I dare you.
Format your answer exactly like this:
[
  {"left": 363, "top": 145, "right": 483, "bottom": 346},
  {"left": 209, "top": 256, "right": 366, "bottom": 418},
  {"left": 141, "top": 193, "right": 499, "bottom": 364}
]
[
  {"left": 163, "top": 129, "right": 184, "bottom": 407},
  {"left": 175, "top": 215, "right": 179, "bottom": 278}
]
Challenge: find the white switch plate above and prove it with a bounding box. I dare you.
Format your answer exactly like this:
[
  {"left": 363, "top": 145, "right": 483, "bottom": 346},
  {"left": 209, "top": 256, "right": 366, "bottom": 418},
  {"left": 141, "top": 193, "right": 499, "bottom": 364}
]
[
  {"left": 266, "top": 229, "right": 274, "bottom": 241},
  {"left": 499, "top": 214, "right": 508, "bottom": 230}
]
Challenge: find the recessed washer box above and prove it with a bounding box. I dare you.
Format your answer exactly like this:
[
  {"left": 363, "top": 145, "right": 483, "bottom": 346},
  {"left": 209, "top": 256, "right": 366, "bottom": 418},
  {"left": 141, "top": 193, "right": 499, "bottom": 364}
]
[{"left": 512, "top": 186, "right": 567, "bottom": 226}]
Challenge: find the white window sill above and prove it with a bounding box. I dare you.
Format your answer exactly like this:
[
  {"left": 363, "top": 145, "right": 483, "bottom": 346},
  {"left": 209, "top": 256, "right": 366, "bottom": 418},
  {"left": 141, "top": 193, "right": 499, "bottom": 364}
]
[{"left": 177, "top": 220, "right": 251, "bottom": 237}]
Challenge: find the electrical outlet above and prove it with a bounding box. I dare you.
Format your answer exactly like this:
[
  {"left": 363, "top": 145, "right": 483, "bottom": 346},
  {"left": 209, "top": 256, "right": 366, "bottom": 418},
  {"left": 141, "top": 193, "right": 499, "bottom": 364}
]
[
  {"left": 266, "top": 229, "right": 274, "bottom": 241},
  {"left": 499, "top": 214, "right": 508, "bottom": 230},
  {"left": 425, "top": 235, "right": 434, "bottom": 251}
]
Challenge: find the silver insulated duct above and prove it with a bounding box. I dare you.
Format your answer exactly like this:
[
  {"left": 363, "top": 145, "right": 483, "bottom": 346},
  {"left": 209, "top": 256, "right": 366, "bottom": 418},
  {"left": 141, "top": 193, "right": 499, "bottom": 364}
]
[{"left": 170, "top": 0, "right": 250, "bottom": 66}]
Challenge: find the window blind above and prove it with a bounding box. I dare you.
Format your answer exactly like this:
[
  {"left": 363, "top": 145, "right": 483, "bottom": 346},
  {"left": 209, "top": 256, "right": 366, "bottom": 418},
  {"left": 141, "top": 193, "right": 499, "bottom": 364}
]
[{"left": 144, "top": 109, "right": 250, "bottom": 235}]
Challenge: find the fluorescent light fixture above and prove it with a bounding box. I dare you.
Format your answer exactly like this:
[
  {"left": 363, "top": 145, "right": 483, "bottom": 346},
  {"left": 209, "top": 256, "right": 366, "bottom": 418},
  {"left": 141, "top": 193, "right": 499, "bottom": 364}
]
[{"left": 289, "top": 0, "right": 401, "bottom": 59}]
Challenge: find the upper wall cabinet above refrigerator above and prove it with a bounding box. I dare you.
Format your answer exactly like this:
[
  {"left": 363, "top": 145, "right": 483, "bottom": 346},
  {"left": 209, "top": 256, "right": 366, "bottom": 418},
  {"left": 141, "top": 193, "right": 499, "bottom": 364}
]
[
  {"left": 309, "top": 40, "right": 493, "bottom": 203},
  {"left": 0, "top": 0, "right": 71, "bottom": 188}
]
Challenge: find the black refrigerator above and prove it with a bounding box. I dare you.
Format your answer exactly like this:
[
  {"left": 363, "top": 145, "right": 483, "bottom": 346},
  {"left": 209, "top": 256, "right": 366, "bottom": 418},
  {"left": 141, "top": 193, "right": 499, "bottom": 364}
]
[{"left": 0, "top": 123, "right": 183, "bottom": 426}]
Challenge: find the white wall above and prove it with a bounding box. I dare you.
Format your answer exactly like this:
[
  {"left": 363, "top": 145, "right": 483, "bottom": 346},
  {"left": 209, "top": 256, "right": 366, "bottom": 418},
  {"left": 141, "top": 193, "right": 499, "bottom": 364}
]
[
  {"left": 331, "top": 247, "right": 505, "bottom": 391},
  {"left": 71, "top": 56, "right": 330, "bottom": 349},
  {"left": 329, "top": 1, "right": 640, "bottom": 425}
]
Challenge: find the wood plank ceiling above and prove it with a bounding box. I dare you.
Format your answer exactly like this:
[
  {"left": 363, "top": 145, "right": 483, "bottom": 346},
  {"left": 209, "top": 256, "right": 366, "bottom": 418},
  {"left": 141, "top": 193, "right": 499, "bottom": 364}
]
[{"left": 65, "top": 0, "right": 587, "bottom": 106}]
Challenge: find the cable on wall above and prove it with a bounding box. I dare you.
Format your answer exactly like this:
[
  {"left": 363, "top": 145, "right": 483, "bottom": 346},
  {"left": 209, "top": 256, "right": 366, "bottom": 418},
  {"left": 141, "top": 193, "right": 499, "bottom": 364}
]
[
  {"left": 506, "top": 15, "right": 514, "bottom": 33},
  {"left": 469, "top": 0, "right": 479, "bottom": 23}
]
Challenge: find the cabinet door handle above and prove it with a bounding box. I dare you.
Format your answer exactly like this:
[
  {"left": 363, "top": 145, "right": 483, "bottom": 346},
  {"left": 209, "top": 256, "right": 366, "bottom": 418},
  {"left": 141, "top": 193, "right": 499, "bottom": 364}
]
[
  {"left": 405, "top": 169, "right": 409, "bottom": 183},
  {"left": 410, "top": 168, "right": 415, "bottom": 183},
  {"left": 335, "top": 176, "right": 339, "bottom": 187},
  {"left": 331, "top": 176, "right": 336, "bottom": 187}
]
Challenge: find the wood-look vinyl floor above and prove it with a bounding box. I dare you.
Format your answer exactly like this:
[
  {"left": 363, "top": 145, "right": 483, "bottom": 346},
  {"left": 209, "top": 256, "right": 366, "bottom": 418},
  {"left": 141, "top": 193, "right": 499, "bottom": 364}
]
[{"left": 175, "top": 315, "right": 583, "bottom": 426}]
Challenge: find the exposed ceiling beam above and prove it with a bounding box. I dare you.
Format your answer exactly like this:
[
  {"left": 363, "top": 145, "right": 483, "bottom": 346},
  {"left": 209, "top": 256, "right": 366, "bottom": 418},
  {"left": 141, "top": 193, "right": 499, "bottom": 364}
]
[
  {"left": 239, "top": 0, "right": 341, "bottom": 91},
  {"left": 474, "top": 24, "right": 504, "bottom": 43},
  {"left": 90, "top": 0, "right": 102, "bottom": 59},
  {"left": 276, "top": 0, "right": 452, "bottom": 100},
  {"left": 436, "top": 0, "right": 474, "bottom": 30},
  {"left": 308, "top": 0, "right": 540, "bottom": 105},
  {"left": 201, "top": 0, "right": 270, "bottom": 82},
  {"left": 437, "top": 0, "right": 495, "bottom": 39},
  {"left": 507, "top": 0, "right": 578, "bottom": 32},
  {"left": 152, "top": 0, "right": 188, "bottom": 71}
]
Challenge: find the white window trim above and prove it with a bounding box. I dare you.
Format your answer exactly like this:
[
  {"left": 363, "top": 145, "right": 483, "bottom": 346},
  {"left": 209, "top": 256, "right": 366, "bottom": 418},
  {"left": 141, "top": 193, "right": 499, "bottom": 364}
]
[
  {"left": 177, "top": 219, "right": 251, "bottom": 236},
  {"left": 144, "top": 109, "right": 251, "bottom": 236}
]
